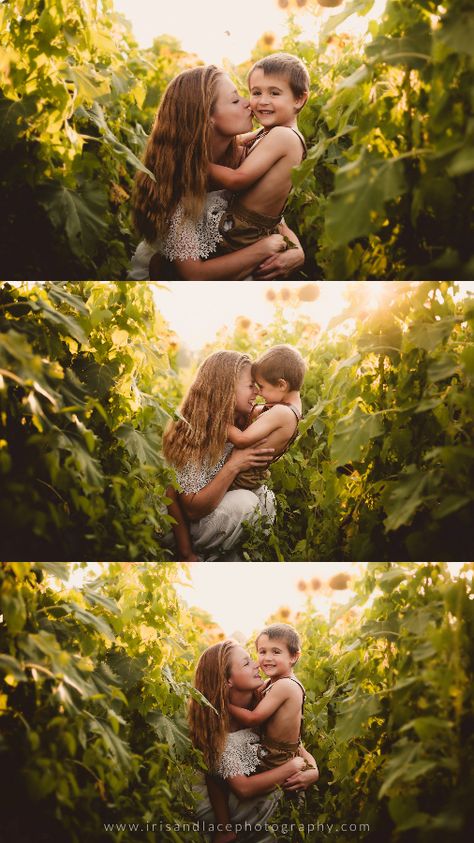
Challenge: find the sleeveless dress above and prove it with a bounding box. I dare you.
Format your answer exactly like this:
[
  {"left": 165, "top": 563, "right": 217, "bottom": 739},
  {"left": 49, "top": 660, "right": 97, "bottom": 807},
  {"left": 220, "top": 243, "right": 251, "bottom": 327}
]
[{"left": 172, "top": 444, "right": 276, "bottom": 561}]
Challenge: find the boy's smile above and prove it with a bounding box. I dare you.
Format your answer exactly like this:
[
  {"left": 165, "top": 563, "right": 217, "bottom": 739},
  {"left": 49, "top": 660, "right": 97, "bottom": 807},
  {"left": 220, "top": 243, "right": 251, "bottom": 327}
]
[
  {"left": 257, "top": 633, "right": 297, "bottom": 678},
  {"left": 249, "top": 69, "right": 305, "bottom": 129},
  {"left": 255, "top": 374, "right": 288, "bottom": 405}
]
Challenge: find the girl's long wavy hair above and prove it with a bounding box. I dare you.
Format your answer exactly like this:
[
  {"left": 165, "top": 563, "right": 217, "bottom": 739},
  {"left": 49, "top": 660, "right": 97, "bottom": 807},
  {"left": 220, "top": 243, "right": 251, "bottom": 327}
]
[
  {"left": 163, "top": 351, "right": 251, "bottom": 469},
  {"left": 132, "top": 65, "right": 236, "bottom": 243},
  {"left": 188, "top": 640, "right": 238, "bottom": 771}
]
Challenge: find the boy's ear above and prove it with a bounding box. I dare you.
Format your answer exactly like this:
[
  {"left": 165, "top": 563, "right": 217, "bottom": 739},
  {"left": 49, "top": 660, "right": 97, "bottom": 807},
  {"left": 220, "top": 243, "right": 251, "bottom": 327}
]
[
  {"left": 291, "top": 651, "right": 301, "bottom": 665},
  {"left": 278, "top": 377, "right": 289, "bottom": 392},
  {"left": 295, "top": 92, "right": 309, "bottom": 112}
]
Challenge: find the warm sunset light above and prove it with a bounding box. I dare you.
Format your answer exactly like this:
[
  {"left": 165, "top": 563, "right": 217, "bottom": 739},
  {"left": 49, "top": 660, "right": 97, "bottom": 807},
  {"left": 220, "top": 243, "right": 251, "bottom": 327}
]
[
  {"left": 64, "top": 562, "right": 469, "bottom": 639},
  {"left": 155, "top": 281, "right": 474, "bottom": 352},
  {"left": 114, "top": 0, "right": 388, "bottom": 65}
]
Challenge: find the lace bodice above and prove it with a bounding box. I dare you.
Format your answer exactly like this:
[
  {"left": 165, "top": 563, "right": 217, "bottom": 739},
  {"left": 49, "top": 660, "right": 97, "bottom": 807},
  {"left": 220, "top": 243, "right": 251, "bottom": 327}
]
[
  {"left": 128, "top": 190, "right": 230, "bottom": 279},
  {"left": 162, "top": 190, "right": 229, "bottom": 260},
  {"left": 215, "top": 729, "right": 262, "bottom": 779},
  {"left": 174, "top": 443, "right": 233, "bottom": 495}
]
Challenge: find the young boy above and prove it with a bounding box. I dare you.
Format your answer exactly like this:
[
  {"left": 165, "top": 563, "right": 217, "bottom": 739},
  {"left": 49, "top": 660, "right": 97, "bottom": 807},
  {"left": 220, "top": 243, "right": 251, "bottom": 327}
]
[
  {"left": 208, "top": 53, "right": 309, "bottom": 256},
  {"left": 167, "top": 344, "right": 305, "bottom": 558},
  {"left": 228, "top": 344, "right": 305, "bottom": 491},
  {"left": 227, "top": 623, "right": 315, "bottom": 774},
  {"left": 208, "top": 625, "right": 318, "bottom": 843}
]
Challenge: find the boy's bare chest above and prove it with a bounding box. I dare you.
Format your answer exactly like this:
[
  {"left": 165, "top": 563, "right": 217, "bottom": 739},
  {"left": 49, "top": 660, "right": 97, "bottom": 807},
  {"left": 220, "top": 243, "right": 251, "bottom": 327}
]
[{"left": 264, "top": 693, "right": 302, "bottom": 742}]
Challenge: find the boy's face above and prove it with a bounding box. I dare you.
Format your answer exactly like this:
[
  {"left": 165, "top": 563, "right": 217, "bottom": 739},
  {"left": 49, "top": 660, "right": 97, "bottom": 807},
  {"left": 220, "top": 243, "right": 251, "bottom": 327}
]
[
  {"left": 256, "top": 633, "right": 298, "bottom": 678},
  {"left": 254, "top": 373, "right": 289, "bottom": 404},
  {"left": 249, "top": 69, "right": 305, "bottom": 129}
]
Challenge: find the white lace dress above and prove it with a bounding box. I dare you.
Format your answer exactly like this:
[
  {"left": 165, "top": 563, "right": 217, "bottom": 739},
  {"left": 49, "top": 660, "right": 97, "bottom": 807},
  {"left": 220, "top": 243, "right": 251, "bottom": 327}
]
[
  {"left": 173, "top": 445, "right": 276, "bottom": 562},
  {"left": 128, "top": 190, "right": 230, "bottom": 280},
  {"left": 215, "top": 729, "right": 262, "bottom": 779},
  {"left": 194, "top": 729, "right": 281, "bottom": 843}
]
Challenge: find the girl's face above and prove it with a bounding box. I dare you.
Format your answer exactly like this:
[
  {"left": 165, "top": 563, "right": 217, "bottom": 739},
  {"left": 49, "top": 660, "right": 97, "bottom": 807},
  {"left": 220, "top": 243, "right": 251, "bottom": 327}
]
[
  {"left": 256, "top": 633, "right": 297, "bottom": 679},
  {"left": 212, "top": 75, "right": 253, "bottom": 137},
  {"left": 228, "top": 646, "right": 261, "bottom": 691},
  {"left": 235, "top": 364, "right": 258, "bottom": 415}
]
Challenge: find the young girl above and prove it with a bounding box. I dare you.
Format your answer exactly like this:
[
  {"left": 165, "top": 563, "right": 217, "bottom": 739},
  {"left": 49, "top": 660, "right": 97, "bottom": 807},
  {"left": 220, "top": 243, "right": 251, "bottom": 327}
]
[
  {"left": 208, "top": 53, "right": 309, "bottom": 257},
  {"left": 163, "top": 351, "right": 276, "bottom": 562},
  {"left": 130, "top": 65, "right": 305, "bottom": 281},
  {"left": 189, "top": 640, "right": 318, "bottom": 843},
  {"left": 166, "top": 345, "right": 305, "bottom": 560}
]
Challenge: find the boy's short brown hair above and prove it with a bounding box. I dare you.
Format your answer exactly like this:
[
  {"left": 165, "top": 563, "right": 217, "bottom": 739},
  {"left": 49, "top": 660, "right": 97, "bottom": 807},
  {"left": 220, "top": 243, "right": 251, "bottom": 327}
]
[
  {"left": 251, "top": 344, "right": 306, "bottom": 391},
  {"left": 256, "top": 623, "right": 301, "bottom": 657},
  {"left": 248, "top": 52, "right": 310, "bottom": 101}
]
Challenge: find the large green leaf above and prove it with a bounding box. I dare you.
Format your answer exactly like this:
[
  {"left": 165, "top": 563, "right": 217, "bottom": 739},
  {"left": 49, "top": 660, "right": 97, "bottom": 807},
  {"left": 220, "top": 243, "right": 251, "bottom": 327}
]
[
  {"left": 325, "top": 153, "right": 406, "bottom": 246},
  {"left": 335, "top": 693, "right": 380, "bottom": 743},
  {"left": 383, "top": 466, "right": 429, "bottom": 532},
  {"left": 36, "top": 181, "right": 108, "bottom": 259},
  {"left": 331, "top": 403, "right": 384, "bottom": 465}
]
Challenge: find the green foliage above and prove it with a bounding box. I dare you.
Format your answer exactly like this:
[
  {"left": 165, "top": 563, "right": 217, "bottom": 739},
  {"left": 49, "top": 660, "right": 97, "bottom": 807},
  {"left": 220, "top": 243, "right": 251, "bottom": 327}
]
[
  {"left": 0, "top": 562, "right": 207, "bottom": 843},
  {"left": 0, "top": 0, "right": 196, "bottom": 279},
  {"left": 0, "top": 282, "right": 180, "bottom": 561},
  {"left": 2, "top": 281, "right": 472, "bottom": 561},
  {"left": 2, "top": 562, "right": 473, "bottom": 842},
  {"left": 285, "top": 0, "right": 474, "bottom": 279},
  {"left": 286, "top": 562, "right": 474, "bottom": 842},
  {"left": 205, "top": 282, "right": 474, "bottom": 560},
  {"left": 1, "top": 0, "right": 472, "bottom": 278}
]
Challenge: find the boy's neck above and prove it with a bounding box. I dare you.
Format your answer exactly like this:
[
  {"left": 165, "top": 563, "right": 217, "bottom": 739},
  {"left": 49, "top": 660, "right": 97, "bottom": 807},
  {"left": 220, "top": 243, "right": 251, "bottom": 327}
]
[
  {"left": 260, "top": 116, "right": 299, "bottom": 132},
  {"left": 276, "top": 389, "right": 300, "bottom": 406},
  {"left": 268, "top": 669, "right": 295, "bottom": 683}
]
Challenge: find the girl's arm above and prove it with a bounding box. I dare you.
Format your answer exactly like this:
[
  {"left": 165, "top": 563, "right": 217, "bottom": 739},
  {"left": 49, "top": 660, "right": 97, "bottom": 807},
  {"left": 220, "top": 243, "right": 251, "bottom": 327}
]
[
  {"left": 299, "top": 745, "right": 318, "bottom": 770},
  {"left": 283, "top": 749, "right": 320, "bottom": 792},
  {"left": 179, "top": 445, "right": 275, "bottom": 521},
  {"left": 227, "top": 756, "right": 305, "bottom": 800},
  {"left": 209, "top": 127, "right": 301, "bottom": 192},
  {"left": 175, "top": 235, "right": 285, "bottom": 281},
  {"left": 227, "top": 424, "right": 249, "bottom": 447},
  {"left": 228, "top": 680, "right": 289, "bottom": 727}
]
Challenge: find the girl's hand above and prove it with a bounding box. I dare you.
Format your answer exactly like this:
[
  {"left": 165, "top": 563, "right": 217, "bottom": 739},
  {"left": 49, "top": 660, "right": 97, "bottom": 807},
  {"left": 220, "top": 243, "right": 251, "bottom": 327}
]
[
  {"left": 286, "top": 757, "right": 306, "bottom": 777},
  {"left": 227, "top": 444, "right": 274, "bottom": 472},
  {"left": 283, "top": 763, "right": 319, "bottom": 792},
  {"left": 261, "top": 234, "right": 287, "bottom": 258},
  {"left": 254, "top": 246, "right": 305, "bottom": 280}
]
